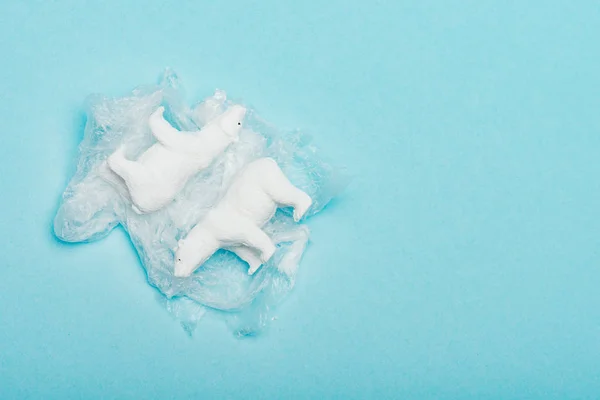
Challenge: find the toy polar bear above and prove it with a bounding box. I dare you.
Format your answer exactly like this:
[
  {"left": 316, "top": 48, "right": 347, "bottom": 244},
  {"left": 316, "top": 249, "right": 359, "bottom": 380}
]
[
  {"left": 107, "top": 104, "right": 247, "bottom": 214},
  {"left": 174, "top": 157, "right": 313, "bottom": 277}
]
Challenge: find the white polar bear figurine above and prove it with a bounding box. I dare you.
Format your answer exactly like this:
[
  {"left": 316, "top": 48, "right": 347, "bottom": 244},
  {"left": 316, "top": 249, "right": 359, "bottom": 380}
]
[
  {"left": 107, "top": 104, "right": 247, "bottom": 214},
  {"left": 174, "top": 158, "right": 313, "bottom": 277}
]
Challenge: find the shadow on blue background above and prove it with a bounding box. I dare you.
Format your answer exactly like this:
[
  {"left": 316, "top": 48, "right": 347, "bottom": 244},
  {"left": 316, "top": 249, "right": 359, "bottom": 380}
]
[{"left": 1, "top": 1, "right": 600, "bottom": 398}]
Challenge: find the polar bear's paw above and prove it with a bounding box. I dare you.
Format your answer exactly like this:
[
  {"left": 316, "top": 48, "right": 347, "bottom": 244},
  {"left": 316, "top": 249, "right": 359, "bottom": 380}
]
[{"left": 293, "top": 193, "right": 313, "bottom": 222}]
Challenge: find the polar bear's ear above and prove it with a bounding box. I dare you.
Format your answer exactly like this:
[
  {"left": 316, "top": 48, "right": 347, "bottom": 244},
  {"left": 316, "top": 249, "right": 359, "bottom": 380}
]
[{"left": 173, "top": 239, "right": 184, "bottom": 251}]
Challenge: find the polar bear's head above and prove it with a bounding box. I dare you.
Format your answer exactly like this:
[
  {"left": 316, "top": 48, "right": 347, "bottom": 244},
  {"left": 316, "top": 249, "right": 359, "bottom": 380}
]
[
  {"left": 218, "top": 104, "right": 247, "bottom": 140},
  {"left": 173, "top": 234, "right": 218, "bottom": 278},
  {"left": 173, "top": 238, "right": 198, "bottom": 278}
]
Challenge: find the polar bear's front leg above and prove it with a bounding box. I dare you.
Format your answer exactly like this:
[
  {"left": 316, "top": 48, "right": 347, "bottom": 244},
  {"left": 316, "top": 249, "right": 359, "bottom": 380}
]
[
  {"left": 228, "top": 246, "right": 264, "bottom": 275},
  {"left": 229, "top": 220, "right": 277, "bottom": 265}
]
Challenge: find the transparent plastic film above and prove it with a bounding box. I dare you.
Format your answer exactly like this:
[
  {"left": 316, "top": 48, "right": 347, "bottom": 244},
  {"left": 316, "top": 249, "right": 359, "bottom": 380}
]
[{"left": 54, "top": 70, "right": 346, "bottom": 336}]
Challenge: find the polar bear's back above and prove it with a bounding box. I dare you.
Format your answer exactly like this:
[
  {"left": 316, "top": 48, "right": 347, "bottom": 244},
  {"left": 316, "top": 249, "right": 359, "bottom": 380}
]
[{"left": 218, "top": 158, "right": 281, "bottom": 226}]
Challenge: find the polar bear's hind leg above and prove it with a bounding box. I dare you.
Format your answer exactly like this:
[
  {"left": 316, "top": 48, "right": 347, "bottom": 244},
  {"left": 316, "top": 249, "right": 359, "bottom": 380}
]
[
  {"left": 259, "top": 159, "right": 313, "bottom": 222},
  {"left": 108, "top": 149, "right": 156, "bottom": 199}
]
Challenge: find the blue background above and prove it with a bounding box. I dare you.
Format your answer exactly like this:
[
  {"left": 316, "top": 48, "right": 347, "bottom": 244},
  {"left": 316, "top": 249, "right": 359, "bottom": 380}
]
[{"left": 1, "top": 1, "right": 600, "bottom": 398}]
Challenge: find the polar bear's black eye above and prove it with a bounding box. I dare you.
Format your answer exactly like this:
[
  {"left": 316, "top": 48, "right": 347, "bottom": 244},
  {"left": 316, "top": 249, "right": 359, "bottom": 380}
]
[
  {"left": 178, "top": 258, "right": 181, "bottom": 261},
  {"left": 237, "top": 122, "right": 241, "bottom": 125}
]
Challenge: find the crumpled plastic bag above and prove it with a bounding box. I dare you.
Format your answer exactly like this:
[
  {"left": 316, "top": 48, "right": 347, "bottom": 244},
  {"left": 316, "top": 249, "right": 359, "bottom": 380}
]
[{"left": 54, "top": 69, "right": 346, "bottom": 336}]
